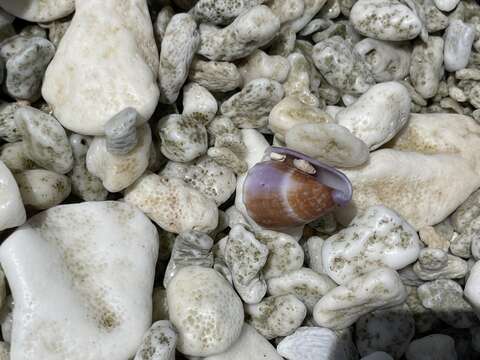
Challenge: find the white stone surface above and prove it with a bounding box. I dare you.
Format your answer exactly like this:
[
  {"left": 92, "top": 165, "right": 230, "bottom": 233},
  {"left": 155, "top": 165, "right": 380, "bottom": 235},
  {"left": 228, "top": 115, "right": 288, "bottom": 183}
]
[
  {"left": 0, "top": 0, "right": 74, "bottom": 22},
  {"left": 42, "top": 0, "right": 159, "bottom": 135},
  {"left": 166, "top": 266, "right": 244, "bottom": 357},
  {"left": 336, "top": 82, "right": 411, "bottom": 150},
  {"left": 0, "top": 160, "right": 26, "bottom": 231},
  {"left": 0, "top": 201, "right": 159, "bottom": 360},
  {"left": 313, "top": 268, "right": 407, "bottom": 329},
  {"left": 323, "top": 205, "right": 421, "bottom": 284}
]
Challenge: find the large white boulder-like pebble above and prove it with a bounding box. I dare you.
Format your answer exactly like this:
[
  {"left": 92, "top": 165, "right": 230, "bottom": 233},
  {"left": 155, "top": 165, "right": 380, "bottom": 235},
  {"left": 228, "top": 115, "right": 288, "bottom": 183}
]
[
  {"left": 0, "top": 201, "right": 159, "bottom": 360},
  {"left": 335, "top": 82, "right": 411, "bottom": 150},
  {"left": 42, "top": 0, "right": 159, "bottom": 135},
  {"left": 323, "top": 205, "right": 421, "bottom": 284},
  {"left": 0, "top": 0, "right": 74, "bottom": 22},
  {"left": 336, "top": 148, "right": 480, "bottom": 230},
  {"left": 313, "top": 267, "right": 408, "bottom": 329},
  {"left": 124, "top": 172, "right": 218, "bottom": 234},
  {"left": 166, "top": 266, "right": 244, "bottom": 357}
]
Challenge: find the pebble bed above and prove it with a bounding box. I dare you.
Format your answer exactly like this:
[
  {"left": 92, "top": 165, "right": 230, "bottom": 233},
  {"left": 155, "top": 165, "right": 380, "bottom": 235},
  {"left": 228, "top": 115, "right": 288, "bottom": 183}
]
[{"left": 0, "top": 0, "right": 479, "bottom": 359}]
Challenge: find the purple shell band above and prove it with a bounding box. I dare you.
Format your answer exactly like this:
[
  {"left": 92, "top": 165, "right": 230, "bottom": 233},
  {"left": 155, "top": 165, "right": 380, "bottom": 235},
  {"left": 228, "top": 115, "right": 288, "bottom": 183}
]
[{"left": 267, "top": 146, "right": 353, "bottom": 207}]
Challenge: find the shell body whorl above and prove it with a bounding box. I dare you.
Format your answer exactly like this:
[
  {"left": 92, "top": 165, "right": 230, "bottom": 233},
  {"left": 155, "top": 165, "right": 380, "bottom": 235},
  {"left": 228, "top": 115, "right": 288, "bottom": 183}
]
[{"left": 243, "top": 147, "right": 352, "bottom": 229}]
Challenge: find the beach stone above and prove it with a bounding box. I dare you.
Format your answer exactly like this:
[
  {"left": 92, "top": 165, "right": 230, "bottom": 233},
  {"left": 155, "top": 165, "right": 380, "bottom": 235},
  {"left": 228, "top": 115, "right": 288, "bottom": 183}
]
[
  {"left": 285, "top": 123, "right": 369, "bottom": 168},
  {"left": 245, "top": 294, "right": 307, "bottom": 339},
  {"left": 277, "top": 326, "right": 358, "bottom": 360},
  {"left": 206, "top": 324, "right": 281, "bottom": 360},
  {"left": 336, "top": 82, "right": 411, "bottom": 150},
  {"left": 0, "top": 201, "right": 159, "bottom": 360},
  {"left": 0, "top": 160, "right": 26, "bottom": 231},
  {"left": 133, "top": 320, "right": 176, "bottom": 360},
  {"left": 444, "top": 20, "right": 475, "bottom": 72},
  {"left": 0, "top": 141, "right": 36, "bottom": 174},
  {"left": 0, "top": 0, "right": 74, "bottom": 22},
  {"left": 350, "top": 0, "right": 423, "bottom": 41},
  {"left": 15, "top": 106, "right": 73, "bottom": 174},
  {"left": 418, "top": 279, "right": 477, "bottom": 328},
  {"left": 323, "top": 205, "right": 421, "bottom": 285},
  {"left": 42, "top": 0, "right": 159, "bottom": 135},
  {"left": 124, "top": 172, "right": 218, "bottom": 234},
  {"left": 313, "top": 267, "right": 408, "bottom": 329},
  {"left": 15, "top": 169, "right": 71, "bottom": 210},
  {"left": 166, "top": 266, "right": 244, "bottom": 357},
  {"left": 188, "top": 59, "right": 242, "bottom": 92}
]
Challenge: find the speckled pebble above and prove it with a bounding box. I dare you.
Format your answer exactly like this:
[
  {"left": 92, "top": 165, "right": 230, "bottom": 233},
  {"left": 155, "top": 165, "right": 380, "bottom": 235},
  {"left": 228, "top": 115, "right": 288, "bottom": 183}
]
[
  {"left": 245, "top": 294, "right": 307, "bottom": 339},
  {"left": 313, "top": 267, "right": 408, "bottom": 329},
  {"left": 166, "top": 266, "right": 244, "bottom": 357},
  {"left": 221, "top": 78, "right": 284, "bottom": 129},
  {"left": 133, "top": 320, "right": 177, "bottom": 360},
  {"left": 15, "top": 106, "right": 73, "bottom": 174},
  {"left": 267, "top": 267, "right": 337, "bottom": 312},
  {"left": 158, "top": 114, "right": 208, "bottom": 163},
  {"left": 15, "top": 169, "right": 71, "bottom": 210},
  {"left": 124, "top": 172, "right": 218, "bottom": 234}
]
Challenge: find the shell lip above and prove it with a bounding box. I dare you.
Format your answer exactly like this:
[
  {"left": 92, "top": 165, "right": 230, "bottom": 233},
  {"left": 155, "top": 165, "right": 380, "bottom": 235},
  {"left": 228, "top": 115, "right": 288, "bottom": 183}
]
[{"left": 267, "top": 146, "right": 353, "bottom": 207}]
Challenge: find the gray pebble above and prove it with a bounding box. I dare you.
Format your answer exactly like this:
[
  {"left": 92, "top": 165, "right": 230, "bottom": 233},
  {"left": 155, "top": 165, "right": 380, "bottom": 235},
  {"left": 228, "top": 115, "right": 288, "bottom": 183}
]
[{"left": 104, "top": 107, "right": 139, "bottom": 156}]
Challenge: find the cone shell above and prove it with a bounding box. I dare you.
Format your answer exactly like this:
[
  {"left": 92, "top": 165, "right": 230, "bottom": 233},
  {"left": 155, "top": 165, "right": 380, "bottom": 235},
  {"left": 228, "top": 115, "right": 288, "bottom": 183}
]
[{"left": 243, "top": 147, "right": 352, "bottom": 229}]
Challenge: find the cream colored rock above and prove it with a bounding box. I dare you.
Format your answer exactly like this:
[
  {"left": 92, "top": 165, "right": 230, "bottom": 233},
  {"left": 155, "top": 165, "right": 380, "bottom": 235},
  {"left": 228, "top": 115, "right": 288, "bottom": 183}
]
[
  {"left": 15, "top": 106, "right": 74, "bottom": 174},
  {"left": 267, "top": 268, "right": 336, "bottom": 312},
  {"left": 0, "top": 160, "right": 26, "bottom": 231},
  {"left": 0, "top": 142, "right": 36, "bottom": 174},
  {"left": 86, "top": 124, "right": 151, "bottom": 193},
  {"left": 225, "top": 225, "right": 269, "bottom": 304},
  {"left": 166, "top": 266, "right": 244, "bottom": 357},
  {"left": 0, "top": 201, "right": 159, "bottom": 360},
  {"left": 42, "top": 0, "right": 159, "bottom": 135},
  {"left": 358, "top": 112, "right": 480, "bottom": 225},
  {"left": 205, "top": 324, "right": 282, "bottom": 360},
  {"left": 182, "top": 83, "right": 218, "bottom": 126},
  {"left": 238, "top": 50, "right": 290, "bottom": 86},
  {"left": 255, "top": 229, "right": 304, "bottom": 279},
  {"left": 336, "top": 149, "right": 480, "bottom": 230},
  {"left": 268, "top": 97, "right": 333, "bottom": 141},
  {"left": 267, "top": 0, "right": 305, "bottom": 24},
  {"left": 159, "top": 14, "right": 199, "bottom": 104},
  {"left": 285, "top": 123, "right": 369, "bottom": 168},
  {"left": 323, "top": 205, "right": 421, "bottom": 284},
  {"left": 198, "top": 6, "right": 280, "bottom": 61},
  {"left": 313, "top": 268, "right": 408, "bottom": 329},
  {"left": 133, "top": 320, "right": 176, "bottom": 360},
  {"left": 69, "top": 134, "right": 108, "bottom": 201},
  {"left": 0, "top": 0, "right": 74, "bottom": 22},
  {"left": 15, "top": 169, "right": 71, "bottom": 210},
  {"left": 124, "top": 172, "right": 218, "bottom": 234},
  {"left": 245, "top": 295, "right": 307, "bottom": 339},
  {"left": 160, "top": 156, "right": 236, "bottom": 206},
  {"left": 283, "top": 53, "right": 320, "bottom": 107},
  {"left": 350, "top": 0, "right": 423, "bottom": 41},
  {"left": 336, "top": 82, "right": 411, "bottom": 150}
]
